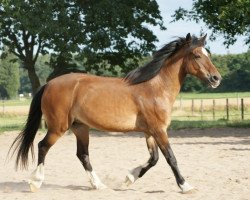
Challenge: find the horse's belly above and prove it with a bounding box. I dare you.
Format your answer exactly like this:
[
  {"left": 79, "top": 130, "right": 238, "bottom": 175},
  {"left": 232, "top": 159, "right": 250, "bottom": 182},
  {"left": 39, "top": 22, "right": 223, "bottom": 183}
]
[
  {"left": 79, "top": 112, "right": 138, "bottom": 132},
  {"left": 73, "top": 96, "right": 138, "bottom": 131}
]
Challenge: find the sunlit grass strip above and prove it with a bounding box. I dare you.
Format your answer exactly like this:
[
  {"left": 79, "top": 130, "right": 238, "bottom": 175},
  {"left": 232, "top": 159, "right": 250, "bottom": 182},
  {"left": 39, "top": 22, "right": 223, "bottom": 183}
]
[
  {"left": 178, "top": 92, "right": 250, "bottom": 99},
  {"left": 170, "top": 119, "right": 250, "bottom": 130},
  {"left": 0, "top": 114, "right": 27, "bottom": 133},
  {"left": 0, "top": 99, "right": 31, "bottom": 106}
]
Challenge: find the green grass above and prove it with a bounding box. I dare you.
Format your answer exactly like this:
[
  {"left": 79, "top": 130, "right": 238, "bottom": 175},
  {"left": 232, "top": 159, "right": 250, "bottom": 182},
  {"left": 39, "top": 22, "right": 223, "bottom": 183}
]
[
  {"left": 170, "top": 119, "right": 250, "bottom": 130},
  {"left": 178, "top": 92, "right": 250, "bottom": 99},
  {"left": 0, "top": 98, "right": 31, "bottom": 106},
  {"left": 172, "top": 108, "right": 250, "bottom": 121},
  {"left": 0, "top": 114, "right": 27, "bottom": 132}
]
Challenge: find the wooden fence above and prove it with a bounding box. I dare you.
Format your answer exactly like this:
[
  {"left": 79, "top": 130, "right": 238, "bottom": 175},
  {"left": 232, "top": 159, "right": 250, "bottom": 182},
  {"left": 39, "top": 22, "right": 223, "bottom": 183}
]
[{"left": 172, "top": 97, "right": 250, "bottom": 121}]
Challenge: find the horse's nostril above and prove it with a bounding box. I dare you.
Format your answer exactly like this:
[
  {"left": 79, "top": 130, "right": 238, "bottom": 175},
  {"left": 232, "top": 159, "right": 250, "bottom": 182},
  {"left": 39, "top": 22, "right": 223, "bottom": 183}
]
[{"left": 212, "top": 75, "right": 219, "bottom": 82}]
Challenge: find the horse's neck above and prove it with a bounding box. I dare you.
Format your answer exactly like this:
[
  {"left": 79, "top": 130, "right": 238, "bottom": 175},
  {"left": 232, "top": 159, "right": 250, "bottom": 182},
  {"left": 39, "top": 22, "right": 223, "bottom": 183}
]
[{"left": 156, "top": 57, "right": 186, "bottom": 104}]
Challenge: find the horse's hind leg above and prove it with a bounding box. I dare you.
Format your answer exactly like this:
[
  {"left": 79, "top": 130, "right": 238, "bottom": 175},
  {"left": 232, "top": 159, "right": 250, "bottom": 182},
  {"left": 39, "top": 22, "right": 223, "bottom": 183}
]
[
  {"left": 71, "top": 123, "right": 107, "bottom": 189},
  {"left": 125, "top": 135, "right": 159, "bottom": 185},
  {"left": 28, "top": 131, "right": 63, "bottom": 192}
]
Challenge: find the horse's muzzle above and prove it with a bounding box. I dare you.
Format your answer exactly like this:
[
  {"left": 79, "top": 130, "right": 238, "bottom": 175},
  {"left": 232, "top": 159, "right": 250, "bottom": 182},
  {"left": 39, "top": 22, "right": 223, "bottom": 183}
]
[{"left": 207, "top": 74, "right": 221, "bottom": 88}]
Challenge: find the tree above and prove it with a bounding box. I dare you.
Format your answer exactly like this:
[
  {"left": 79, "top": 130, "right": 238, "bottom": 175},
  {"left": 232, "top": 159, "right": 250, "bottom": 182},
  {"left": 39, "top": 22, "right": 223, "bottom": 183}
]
[
  {"left": 76, "top": 0, "right": 165, "bottom": 74},
  {"left": 0, "top": 0, "right": 165, "bottom": 93},
  {"left": 181, "top": 75, "right": 203, "bottom": 92},
  {"left": 215, "top": 51, "right": 250, "bottom": 92},
  {"left": 172, "top": 0, "right": 250, "bottom": 47},
  {"left": 0, "top": 51, "right": 20, "bottom": 99},
  {"left": 0, "top": 1, "right": 53, "bottom": 94},
  {"left": 19, "top": 55, "right": 52, "bottom": 94}
]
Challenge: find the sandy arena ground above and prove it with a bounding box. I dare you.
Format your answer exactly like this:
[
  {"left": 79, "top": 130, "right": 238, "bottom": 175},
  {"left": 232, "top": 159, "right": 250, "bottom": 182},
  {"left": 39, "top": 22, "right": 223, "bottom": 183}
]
[{"left": 0, "top": 128, "right": 249, "bottom": 200}]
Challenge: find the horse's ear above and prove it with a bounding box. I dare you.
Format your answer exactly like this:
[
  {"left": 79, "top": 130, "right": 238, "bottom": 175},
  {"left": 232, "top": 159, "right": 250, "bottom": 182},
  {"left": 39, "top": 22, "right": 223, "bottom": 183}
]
[
  {"left": 199, "top": 34, "right": 207, "bottom": 46},
  {"left": 186, "top": 33, "right": 191, "bottom": 42}
]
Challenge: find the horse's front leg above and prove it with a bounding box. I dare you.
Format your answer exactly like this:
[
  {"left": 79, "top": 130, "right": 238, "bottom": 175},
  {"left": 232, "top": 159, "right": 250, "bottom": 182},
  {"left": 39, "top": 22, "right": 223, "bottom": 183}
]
[{"left": 154, "top": 129, "right": 194, "bottom": 193}]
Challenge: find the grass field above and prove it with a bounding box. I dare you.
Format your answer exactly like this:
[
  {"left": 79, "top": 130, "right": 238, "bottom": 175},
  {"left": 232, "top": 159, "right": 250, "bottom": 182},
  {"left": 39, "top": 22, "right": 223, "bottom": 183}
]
[
  {"left": 170, "top": 119, "right": 250, "bottom": 130},
  {"left": 177, "top": 92, "right": 250, "bottom": 99},
  {"left": 0, "top": 98, "right": 31, "bottom": 106},
  {"left": 0, "top": 114, "right": 27, "bottom": 132}
]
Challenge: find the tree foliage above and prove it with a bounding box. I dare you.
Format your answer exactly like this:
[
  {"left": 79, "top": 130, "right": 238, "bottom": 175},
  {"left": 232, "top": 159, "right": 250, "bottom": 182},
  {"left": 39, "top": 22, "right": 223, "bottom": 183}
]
[
  {"left": 77, "top": 0, "right": 165, "bottom": 74},
  {"left": 0, "top": 51, "right": 20, "bottom": 99},
  {"left": 212, "top": 51, "right": 250, "bottom": 92},
  {"left": 0, "top": 0, "right": 165, "bottom": 93},
  {"left": 172, "top": 0, "right": 250, "bottom": 47}
]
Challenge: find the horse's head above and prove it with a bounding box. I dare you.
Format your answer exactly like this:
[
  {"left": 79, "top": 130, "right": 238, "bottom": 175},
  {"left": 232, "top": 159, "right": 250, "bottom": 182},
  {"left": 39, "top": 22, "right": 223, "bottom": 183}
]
[{"left": 184, "top": 33, "right": 221, "bottom": 88}]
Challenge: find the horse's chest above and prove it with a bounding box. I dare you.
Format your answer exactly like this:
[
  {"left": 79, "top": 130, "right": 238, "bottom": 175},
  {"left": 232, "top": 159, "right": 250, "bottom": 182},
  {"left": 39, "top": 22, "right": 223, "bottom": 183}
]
[{"left": 154, "top": 103, "right": 170, "bottom": 122}]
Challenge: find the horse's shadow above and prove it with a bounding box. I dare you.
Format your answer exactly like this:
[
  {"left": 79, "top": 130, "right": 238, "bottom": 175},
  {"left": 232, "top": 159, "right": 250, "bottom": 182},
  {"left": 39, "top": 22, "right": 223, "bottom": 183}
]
[
  {"left": 0, "top": 181, "right": 91, "bottom": 193},
  {"left": 0, "top": 181, "right": 166, "bottom": 194}
]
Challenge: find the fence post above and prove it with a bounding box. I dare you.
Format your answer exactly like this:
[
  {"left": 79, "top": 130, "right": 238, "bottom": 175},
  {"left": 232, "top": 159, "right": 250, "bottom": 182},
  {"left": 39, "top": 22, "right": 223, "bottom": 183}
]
[
  {"left": 226, "top": 98, "right": 229, "bottom": 120},
  {"left": 213, "top": 99, "right": 215, "bottom": 120},
  {"left": 241, "top": 98, "right": 244, "bottom": 120},
  {"left": 200, "top": 99, "right": 203, "bottom": 120}
]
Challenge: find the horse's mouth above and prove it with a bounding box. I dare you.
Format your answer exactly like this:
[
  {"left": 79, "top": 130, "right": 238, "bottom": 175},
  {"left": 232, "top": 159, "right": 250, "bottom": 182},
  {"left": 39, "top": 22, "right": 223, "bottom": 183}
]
[
  {"left": 208, "top": 80, "right": 220, "bottom": 89},
  {"left": 204, "top": 74, "right": 221, "bottom": 89}
]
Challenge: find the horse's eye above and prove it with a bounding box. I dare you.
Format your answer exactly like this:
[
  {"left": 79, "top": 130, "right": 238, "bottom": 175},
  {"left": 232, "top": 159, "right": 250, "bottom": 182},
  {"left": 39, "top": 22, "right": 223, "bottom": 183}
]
[{"left": 194, "top": 54, "right": 201, "bottom": 59}]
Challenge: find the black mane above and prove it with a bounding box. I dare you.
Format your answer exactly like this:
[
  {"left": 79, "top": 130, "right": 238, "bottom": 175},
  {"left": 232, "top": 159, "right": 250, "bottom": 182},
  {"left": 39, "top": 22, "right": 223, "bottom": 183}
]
[{"left": 124, "top": 36, "right": 192, "bottom": 85}]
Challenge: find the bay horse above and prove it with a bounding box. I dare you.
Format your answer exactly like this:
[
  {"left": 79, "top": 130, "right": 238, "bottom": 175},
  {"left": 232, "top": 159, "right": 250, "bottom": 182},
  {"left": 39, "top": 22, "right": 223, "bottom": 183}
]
[{"left": 9, "top": 33, "right": 221, "bottom": 193}]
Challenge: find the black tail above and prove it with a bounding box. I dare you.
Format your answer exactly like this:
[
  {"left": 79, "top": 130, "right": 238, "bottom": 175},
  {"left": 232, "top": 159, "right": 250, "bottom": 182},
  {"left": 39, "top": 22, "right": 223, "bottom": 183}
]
[{"left": 9, "top": 84, "right": 47, "bottom": 170}]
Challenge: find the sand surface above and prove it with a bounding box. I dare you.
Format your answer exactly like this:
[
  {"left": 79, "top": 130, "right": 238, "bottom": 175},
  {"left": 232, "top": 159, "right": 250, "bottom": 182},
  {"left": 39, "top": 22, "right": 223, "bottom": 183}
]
[{"left": 0, "top": 128, "right": 249, "bottom": 200}]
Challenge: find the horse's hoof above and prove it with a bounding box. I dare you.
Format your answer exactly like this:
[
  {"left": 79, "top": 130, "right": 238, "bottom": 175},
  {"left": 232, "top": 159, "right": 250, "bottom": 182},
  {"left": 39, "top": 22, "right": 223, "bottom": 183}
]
[
  {"left": 28, "top": 180, "right": 41, "bottom": 193},
  {"left": 92, "top": 182, "right": 108, "bottom": 190},
  {"left": 180, "top": 182, "right": 195, "bottom": 194},
  {"left": 97, "top": 183, "right": 108, "bottom": 190},
  {"left": 28, "top": 164, "right": 44, "bottom": 192},
  {"left": 124, "top": 172, "right": 136, "bottom": 186}
]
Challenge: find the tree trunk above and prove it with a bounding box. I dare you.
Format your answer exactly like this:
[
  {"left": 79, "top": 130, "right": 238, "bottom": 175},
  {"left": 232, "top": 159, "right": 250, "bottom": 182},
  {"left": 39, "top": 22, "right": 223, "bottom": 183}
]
[{"left": 27, "top": 65, "right": 41, "bottom": 95}]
